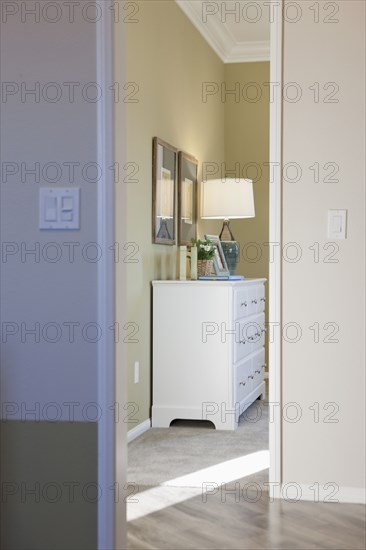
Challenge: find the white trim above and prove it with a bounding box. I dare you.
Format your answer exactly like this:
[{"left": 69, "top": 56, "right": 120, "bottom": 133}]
[
  {"left": 268, "top": 0, "right": 283, "bottom": 502},
  {"left": 226, "top": 41, "right": 270, "bottom": 63},
  {"left": 128, "top": 419, "right": 152, "bottom": 443},
  {"left": 176, "top": 0, "right": 270, "bottom": 63},
  {"left": 278, "top": 484, "right": 366, "bottom": 505},
  {"left": 176, "top": 0, "right": 228, "bottom": 61},
  {"left": 96, "top": 7, "right": 117, "bottom": 550}
]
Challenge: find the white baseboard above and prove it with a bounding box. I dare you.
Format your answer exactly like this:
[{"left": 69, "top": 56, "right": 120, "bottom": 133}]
[
  {"left": 278, "top": 483, "right": 365, "bottom": 504},
  {"left": 127, "top": 418, "right": 151, "bottom": 443}
]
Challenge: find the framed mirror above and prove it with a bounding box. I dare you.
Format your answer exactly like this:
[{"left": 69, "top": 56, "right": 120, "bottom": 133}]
[
  {"left": 178, "top": 151, "right": 198, "bottom": 245},
  {"left": 152, "top": 137, "right": 177, "bottom": 245}
]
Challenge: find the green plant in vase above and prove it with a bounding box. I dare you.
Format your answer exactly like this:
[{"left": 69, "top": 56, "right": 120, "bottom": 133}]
[
  {"left": 190, "top": 238, "right": 215, "bottom": 276},
  {"left": 190, "top": 239, "right": 215, "bottom": 259}
]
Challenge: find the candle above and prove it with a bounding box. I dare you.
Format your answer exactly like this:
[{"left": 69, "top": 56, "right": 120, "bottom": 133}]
[
  {"left": 190, "top": 245, "right": 197, "bottom": 280},
  {"left": 179, "top": 246, "right": 187, "bottom": 280}
]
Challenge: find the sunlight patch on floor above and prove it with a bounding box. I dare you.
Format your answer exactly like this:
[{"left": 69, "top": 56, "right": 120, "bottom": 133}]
[
  {"left": 164, "top": 450, "right": 269, "bottom": 487},
  {"left": 127, "top": 450, "right": 269, "bottom": 521}
]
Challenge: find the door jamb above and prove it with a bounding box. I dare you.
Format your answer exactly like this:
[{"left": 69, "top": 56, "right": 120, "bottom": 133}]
[
  {"left": 268, "top": 0, "right": 283, "bottom": 500},
  {"left": 96, "top": 8, "right": 127, "bottom": 549}
]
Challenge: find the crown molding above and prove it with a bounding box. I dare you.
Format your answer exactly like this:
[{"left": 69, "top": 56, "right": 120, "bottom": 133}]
[
  {"left": 176, "top": 0, "right": 228, "bottom": 61},
  {"left": 227, "top": 40, "right": 270, "bottom": 63},
  {"left": 176, "top": 0, "right": 270, "bottom": 63}
]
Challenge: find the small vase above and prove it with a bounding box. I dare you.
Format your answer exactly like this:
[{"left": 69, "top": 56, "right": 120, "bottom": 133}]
[
  {"left": 221, "top": 241, "right": 239, "bottom": 275},
  {"left": 197, "top": 259, "right": 213, "bottom": 276}
]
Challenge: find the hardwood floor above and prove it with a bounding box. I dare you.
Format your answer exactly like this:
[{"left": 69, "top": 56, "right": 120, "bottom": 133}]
[
  {"left": 127, "top": 385, "right": 365, "bottom": 550},
  {"left": 127, "top": 485, "right": 365, "bottom": 549}
]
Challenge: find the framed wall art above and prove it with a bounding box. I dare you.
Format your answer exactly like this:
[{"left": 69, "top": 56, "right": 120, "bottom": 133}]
[
  {"left": 178, "top": 151, "right": 198, "bottom": 245},
  {"left": 152, "top": 137, "right": 177, "bottom": 245}
]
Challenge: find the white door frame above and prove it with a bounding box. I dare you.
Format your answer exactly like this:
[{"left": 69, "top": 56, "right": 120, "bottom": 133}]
[
  {"left": 96, "top": 10, "right": 115, "bottom": 549},
  {"left": 268, "top": 0, "right": 283, "bottom": 500},
  {"left": 96, "top": 7, "right": 127, "bottom": 550}
]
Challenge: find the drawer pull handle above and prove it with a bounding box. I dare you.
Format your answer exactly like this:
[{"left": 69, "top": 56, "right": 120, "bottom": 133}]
[
  {"left": 255, "top": 369, "right": 261, "bottom": 374},
  {"left": 252, "top": 299, "right": 258, "bottom": 304},
  {"left": 239, "top": 381, "right": 246, "bottom": 386},
  {"left": 255, "top": 332, "right": 261, "bottom": 338},
  {"left": 241, "top": 301, "right": 248, "bottom": 307},
  {"left": 260, "top": 297, "right": 266, "bottom": 302},
  {"left": 261, "top": 364, "right": 266, "bottom": 370},
  {"left": 261, "top": 328, "right": 267, "bottom": 333},
  {"left": 248, "top": 336, "right": 254, "bottom": 341},
  {"left": 240, "top": 340, "right": 246, "bottom": 344},
  {"left": 248, "top": 375, "right": 254, "bottom": 380}
]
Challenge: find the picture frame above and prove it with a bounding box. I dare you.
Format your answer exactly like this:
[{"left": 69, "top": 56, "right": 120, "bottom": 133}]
[
  {"left": 178, "top": 151, "right": 198, "bottom": 245},
  {"left": 152, "top": 137, "right": 177, "bottom": 245},
  {"left": 204, "top": 234, "right": 230, "bottom": 277}
]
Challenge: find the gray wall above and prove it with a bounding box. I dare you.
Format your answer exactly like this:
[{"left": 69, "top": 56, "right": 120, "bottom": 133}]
[{"left": 1, "top": 5, "right": 102, "bottom": 548}]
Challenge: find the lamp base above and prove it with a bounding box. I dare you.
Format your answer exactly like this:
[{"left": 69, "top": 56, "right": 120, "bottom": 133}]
[
  {"left": 221, "top": 241, "right": 239, "bottom": 275},
  {"left": 219, "top": 220, "right": 235, "bottom": 241}
]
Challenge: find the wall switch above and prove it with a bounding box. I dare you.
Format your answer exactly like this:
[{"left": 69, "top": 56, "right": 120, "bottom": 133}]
[
  {"left": 45, "top": 197, "right": 57, "bottom": 221},
  {"left": 328, "top": 209, "right": 347, "bottom": 239},
  {"left": 134, "top": 361, "right": 139, "bottom": 384},
  {"left": 39, "top": 187, "right": 80, "bottom": 230}
]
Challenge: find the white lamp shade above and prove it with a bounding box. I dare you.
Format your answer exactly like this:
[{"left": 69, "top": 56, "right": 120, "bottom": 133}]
[{"left": 201, "top": 178, "right": 255, "bottom": 219}]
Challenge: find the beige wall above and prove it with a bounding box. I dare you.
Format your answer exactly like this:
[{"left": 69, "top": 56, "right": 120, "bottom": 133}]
[
  {"left": 124, "top": 0, "right": 225, "bottom": 425},
  {"left": 282, "top": 0, "right": 365, "bottom": 490},
  {"left": 123, "top": 3, "right": 270, "bottom": 430},
  {"left": 224, "top": 62, "right": 270, "bottom": 364},
  {"left": 224, "top": 62, "right": 270, "bottom": 280}
]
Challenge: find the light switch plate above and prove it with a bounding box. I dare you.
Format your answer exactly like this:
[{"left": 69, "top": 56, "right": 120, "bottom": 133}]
[
  {"left": 39, "top": 187, "right": 80, "bottom": 230},
  {"left": 328, "top": 209, "right": 347, "bottom": 239}
]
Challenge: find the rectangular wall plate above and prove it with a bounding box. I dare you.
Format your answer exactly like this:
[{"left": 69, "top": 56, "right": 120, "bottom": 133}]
[
  {"left": 134, "top": 361, "right": 139, "bottom": 384},
  {"left": 39, "top": 187, "right": 80, "bottom": 230},
  {"left": 328, "top": 209, "right": 347, "bottom": 240}
]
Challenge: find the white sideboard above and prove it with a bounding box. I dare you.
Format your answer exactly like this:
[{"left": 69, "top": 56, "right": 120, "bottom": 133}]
[{"left": 152, "top": 279, "right": 266, "bottom": 430}]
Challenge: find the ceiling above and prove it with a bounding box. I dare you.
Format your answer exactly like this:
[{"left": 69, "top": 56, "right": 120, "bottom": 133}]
[{"left": 176, "top": 1, "right": 270, "bottom": 63}]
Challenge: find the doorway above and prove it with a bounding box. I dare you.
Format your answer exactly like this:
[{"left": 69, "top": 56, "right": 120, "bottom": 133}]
[{"left": 120, "top": 0, "right": 283, "bottom": 526}]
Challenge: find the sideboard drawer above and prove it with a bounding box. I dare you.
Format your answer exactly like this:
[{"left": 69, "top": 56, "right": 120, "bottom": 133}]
[
  {"left": 234, "top": 355, "right": 252, "bottom": 404},
  {"left": 252, "top": 348, "right": 265, "bottom": 390},
  {"left": 234, "top": 312, "right": 265, "bottom": 364},
  {"left": 234, "top": 285, "right": 265, "bottom": 319},
  {"left": 256, "top": 285, "right": 266, "bottom": 314},
  {"left": 234, "top": 285, "right": 257, "bottom": 319}
]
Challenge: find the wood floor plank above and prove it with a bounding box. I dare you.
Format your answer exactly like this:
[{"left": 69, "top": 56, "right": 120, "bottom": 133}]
[{"left": 127, "top": 489, "right": 366, "bottom": 550}]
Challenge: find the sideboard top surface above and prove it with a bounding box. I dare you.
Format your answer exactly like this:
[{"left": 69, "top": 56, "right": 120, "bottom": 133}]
[{"left": 152, "top": 278, "right": 266, "bottom": 287}]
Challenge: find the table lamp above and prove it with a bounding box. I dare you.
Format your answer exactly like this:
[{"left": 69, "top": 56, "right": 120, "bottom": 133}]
[{"left": 200, "top": 178, "right": 255, "bottom": 274}]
